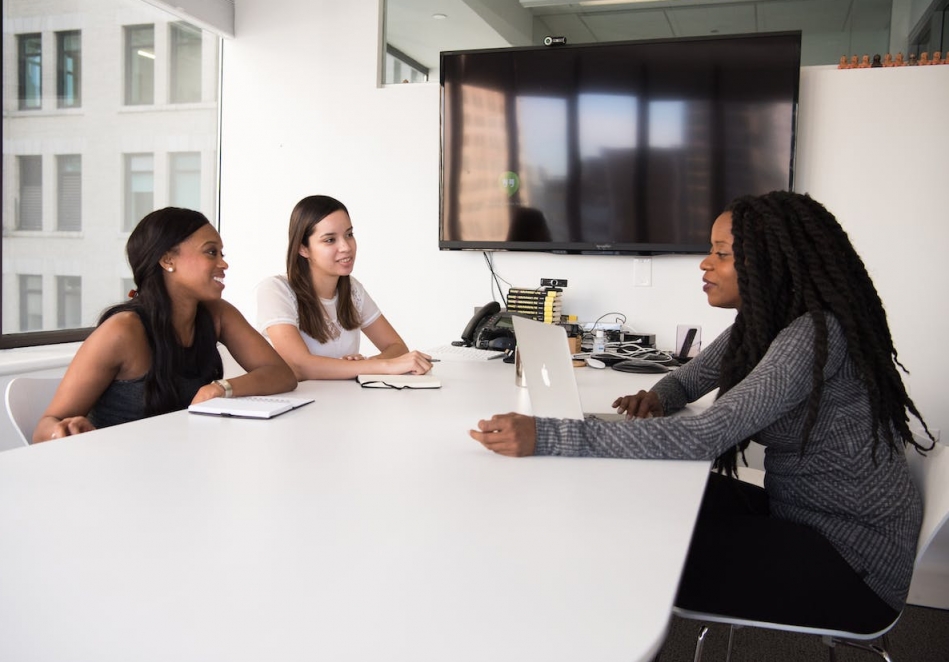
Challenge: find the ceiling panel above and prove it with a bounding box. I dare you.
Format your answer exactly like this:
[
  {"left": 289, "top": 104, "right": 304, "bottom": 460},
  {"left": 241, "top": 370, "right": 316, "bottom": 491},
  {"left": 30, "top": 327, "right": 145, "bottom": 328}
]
[
  {"left": 580, "top": 10, "right": 676, "bottom": 41},
  {"left": 533, "top": 14, "right": 598, "bottom": 43},
  {"left": 759, "top": 0, "right": 853, "bottom": 32},
  {"left": 665, "top": 4, "right": 758, "bottom": 37}
]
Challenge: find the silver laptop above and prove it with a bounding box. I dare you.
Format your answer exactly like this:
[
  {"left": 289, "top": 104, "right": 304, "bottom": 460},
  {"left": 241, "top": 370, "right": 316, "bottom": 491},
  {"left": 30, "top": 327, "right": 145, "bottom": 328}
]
[{"left": 512, "top": 316, "right": 626, "bottom": 422}]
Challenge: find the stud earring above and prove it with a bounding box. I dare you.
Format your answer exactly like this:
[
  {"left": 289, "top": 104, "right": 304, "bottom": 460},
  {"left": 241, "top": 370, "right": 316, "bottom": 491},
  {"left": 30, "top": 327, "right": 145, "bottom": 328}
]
[{"left": 166, "top": 267, "right": 174, "bottom": 273}]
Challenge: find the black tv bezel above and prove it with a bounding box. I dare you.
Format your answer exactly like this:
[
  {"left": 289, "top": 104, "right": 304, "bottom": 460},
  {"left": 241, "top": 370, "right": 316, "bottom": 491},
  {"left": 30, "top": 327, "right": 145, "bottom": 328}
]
[{"left": 438, "top": 30, "right": 802, "bottom": 256}]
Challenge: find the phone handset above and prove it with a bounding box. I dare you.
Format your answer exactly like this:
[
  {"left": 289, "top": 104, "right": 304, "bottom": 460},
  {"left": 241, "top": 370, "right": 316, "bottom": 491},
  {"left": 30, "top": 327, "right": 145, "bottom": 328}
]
[{"left": 459, "top": 301, "right": 501, "bottom": 347}]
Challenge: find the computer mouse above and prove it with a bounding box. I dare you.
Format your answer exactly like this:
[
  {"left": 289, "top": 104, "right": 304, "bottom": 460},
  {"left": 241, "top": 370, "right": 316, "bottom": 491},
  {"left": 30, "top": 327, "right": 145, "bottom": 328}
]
[{"left": 585, "top": 357, "right": 607, "bottom": 369}]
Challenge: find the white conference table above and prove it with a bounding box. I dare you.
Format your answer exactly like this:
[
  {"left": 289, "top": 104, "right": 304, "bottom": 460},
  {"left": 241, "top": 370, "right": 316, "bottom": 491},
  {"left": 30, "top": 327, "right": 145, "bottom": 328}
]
[{"left": 0, "top": 358, "right": 712, "bottom": 662}]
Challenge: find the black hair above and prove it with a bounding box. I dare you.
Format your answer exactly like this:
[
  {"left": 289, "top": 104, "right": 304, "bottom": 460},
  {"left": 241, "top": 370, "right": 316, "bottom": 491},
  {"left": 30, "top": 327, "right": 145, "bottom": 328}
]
[
  {"left": 100, "top": 207, "right": 222, "bottom": 417},
  {"left": 714, "top": 191, "right": 932, "bottom": 476}
]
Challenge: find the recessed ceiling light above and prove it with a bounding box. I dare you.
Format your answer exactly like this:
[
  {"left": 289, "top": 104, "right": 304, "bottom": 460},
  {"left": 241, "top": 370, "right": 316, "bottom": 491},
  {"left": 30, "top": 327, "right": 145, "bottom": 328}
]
[{"left": 432, "top": 13, "right": 447, "bottom": 20}]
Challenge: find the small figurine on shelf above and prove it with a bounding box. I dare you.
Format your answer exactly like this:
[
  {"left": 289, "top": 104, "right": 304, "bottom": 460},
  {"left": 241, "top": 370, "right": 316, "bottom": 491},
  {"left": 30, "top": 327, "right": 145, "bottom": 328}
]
[
  {"left": 908, "top": 53, "right": 918, "bottom": 66},
  {"left": 894, "top": 52, "right": 905, "bottom": 66},
  {"left": 883, "top": 53, "right": 894, "bottom": 67},
  {"left": 850, "top": 54, "right": 860, "bottom": 68},
  {"left": 933, "top": 51, "right": 944, "bottom": 65},
  {"left": 858, "top": 54, "right": 871, "bottom": 68},
  {"left": 838, "top": 55, "right": 850, "bottom": 69},
  {"left": 871, "top": 54, "right": 883, "bottom": 67},
  {"left": 919, "top": 52, "right": 930, "bottom": 65}
]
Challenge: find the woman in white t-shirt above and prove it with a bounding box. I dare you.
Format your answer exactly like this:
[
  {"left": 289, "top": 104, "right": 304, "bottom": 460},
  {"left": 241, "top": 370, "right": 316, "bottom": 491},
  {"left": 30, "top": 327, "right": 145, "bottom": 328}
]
[{"left": 257, "top": 195, "right": 433, "bottom": 380}]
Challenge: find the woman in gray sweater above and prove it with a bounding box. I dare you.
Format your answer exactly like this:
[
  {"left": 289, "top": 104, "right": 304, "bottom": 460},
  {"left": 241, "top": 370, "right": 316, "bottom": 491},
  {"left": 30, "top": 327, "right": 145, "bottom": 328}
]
[{"left": 470, "top": 191, "right": 933, "bottom": 633}]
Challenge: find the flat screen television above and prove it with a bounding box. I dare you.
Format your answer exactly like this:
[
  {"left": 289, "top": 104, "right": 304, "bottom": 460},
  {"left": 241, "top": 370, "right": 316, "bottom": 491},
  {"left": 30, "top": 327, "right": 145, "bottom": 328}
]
[{"left": 439, "top": 31, "right": 801, "bottom": 255}]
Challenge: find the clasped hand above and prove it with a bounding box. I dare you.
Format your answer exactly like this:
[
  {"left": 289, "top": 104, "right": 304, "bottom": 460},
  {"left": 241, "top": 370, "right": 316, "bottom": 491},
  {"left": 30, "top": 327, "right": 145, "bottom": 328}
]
[{"left": 470, "top": 390, "right": 663, "bottom": 457}]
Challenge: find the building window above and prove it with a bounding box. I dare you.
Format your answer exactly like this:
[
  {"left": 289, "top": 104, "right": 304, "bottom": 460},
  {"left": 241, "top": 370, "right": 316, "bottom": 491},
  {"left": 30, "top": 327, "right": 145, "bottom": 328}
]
[
  {"left": 57, "top": 155, "right": 82, "bottom": 231},
  {"left": 19, "top": 275, "right": 43, "bottom": 332},
  {"left": 170, "top": 152, "right": 201, "bottom": 209},
  {"left": 57, "top": 276, "right": 83, "bottom": 328},
  {"left": 170, "top": 22, "right": 202, "bottom": 103},
  {"left": 17, "top": 156, "right": 43, "bottom": 230},
  {"left": 125, "top": 25, "right": 155, "bottom": 105},
  {"left": 125, "top": 153, "right": 154, "bottom": 231},
  {"left": 18, "top": 33, "right": 42, "bottom": 110},
  {"left": 57, "top": 30, "right": 82, "bottom": 108}
]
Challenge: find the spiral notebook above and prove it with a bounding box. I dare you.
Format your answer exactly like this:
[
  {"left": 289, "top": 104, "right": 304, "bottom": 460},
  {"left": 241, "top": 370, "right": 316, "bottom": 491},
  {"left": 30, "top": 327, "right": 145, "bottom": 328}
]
[{"left": 188, "top": 395, "right": 314, "bottom": 419}]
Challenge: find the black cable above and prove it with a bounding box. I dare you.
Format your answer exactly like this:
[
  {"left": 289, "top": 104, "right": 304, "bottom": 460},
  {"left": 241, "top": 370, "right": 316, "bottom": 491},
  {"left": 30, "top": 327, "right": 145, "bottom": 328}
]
[{"left": 482, "top": 252, "right": 512, "bottom": 304}]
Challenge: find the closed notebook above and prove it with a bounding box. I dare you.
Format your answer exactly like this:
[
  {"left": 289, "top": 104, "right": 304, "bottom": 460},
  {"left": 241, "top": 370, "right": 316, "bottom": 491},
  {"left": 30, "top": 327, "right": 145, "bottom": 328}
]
[
  {"left": 356, "top": 374, "right": 441, "bottom": 389},
  {"left": 188, "top": 395, "right": 314, "bottom": 419}
]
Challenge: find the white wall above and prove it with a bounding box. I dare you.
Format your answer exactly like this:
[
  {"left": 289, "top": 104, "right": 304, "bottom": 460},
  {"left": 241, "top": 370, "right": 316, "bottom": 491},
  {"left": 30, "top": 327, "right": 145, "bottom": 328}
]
[{"left": 219, "top": 0, "right": 948, "bottom": 440}]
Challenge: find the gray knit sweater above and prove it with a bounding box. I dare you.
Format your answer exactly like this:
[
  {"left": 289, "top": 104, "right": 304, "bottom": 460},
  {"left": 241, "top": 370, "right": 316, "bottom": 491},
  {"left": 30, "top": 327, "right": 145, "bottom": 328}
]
[{"left": 534, "top": 313, "right": 921, "bottom": 611}]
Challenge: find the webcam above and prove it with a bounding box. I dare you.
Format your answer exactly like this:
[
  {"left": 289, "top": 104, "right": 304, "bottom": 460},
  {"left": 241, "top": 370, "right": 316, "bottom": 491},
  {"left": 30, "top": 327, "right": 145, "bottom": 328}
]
[{"left": 544, "top": 36, "right": 566, "bottom": 47}]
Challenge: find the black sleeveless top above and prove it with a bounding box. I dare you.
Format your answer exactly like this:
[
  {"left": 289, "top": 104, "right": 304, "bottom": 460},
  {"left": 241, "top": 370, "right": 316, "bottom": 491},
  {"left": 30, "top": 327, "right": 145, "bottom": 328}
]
[{"left": 88, "top": 308, "right": 223, "bottom": 429}]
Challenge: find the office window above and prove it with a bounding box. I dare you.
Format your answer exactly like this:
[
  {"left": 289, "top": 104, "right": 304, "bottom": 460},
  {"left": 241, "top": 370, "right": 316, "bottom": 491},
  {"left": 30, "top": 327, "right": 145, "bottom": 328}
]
[
  {"left": 57, "top": 276, "right": 82, "bottom": 328},
  {"left": 125, "top": 25, "right": 155, "bottom": 105},
  {"left": 125, "top": 153, "right": 154, "bottom": 231},
  {"left": 18, "top": 33, "right": 42, "bottom": 110},
  {"left": 17, "top": 156, "right": 43, "bottom": 230},
  {"left": 19, "top": 276, "right": 43, "bottom": 332},
  {"left": 3, "top": 3, "right": 220, "bottom": 347},
  {"left": 170, "top": 22, "right": 202, "bottom": 103},
  {"left": 57, "top": 30, "right": 82, "bottom": 108},
  {"left": 57, "top": 155, "right": 82, "bottom": 231},
  {"left": 170, "top": 152, "right": 201, "bottom": 209},
  {"left": 385, "top": 45, "right": 429, "bottom": 84}
]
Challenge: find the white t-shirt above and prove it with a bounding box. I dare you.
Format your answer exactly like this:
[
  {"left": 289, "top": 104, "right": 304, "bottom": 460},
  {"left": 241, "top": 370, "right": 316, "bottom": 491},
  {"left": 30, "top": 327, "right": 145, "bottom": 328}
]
[{"left": 256, "top": 275, "right": 382, "bottom": 358}]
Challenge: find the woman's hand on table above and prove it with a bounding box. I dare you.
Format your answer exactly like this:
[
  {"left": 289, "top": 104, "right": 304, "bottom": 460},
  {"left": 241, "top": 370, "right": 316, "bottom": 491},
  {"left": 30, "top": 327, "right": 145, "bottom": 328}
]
[
  {"left": 469, "top": 413, "right": 536, "bottom": 457},
  {"left": 612, "top": 390, "right": 664, "bottom": 419}
]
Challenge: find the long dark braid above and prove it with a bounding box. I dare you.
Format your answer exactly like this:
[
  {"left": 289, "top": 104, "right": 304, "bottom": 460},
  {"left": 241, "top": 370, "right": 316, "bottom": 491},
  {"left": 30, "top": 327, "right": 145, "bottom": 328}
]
[{"left": 713, "top": 191, "right": 932, "bottom": 476}]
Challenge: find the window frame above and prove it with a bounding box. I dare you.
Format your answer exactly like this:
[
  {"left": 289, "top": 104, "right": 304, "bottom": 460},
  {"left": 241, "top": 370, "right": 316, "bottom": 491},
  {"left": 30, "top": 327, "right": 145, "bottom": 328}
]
[
  {"left": 124, "top": 153, "right": 155, "bottom": 232},
  {"left": 17, "top": 33, "right": 43, "bottom": 110},
  {"left": 124, "top": 24, "right": 155, "bottom": 106},
  {"left": 170, "top": 22, "right": 203, "bottom": 103},
  {"left": 56, "top": 30, "right": 82, "bottom": 109},
  {"left": 18, "top": 275, "right": 44, "bottom": 332},
  {"left": 57, "top": 154, "right": 82, "bottom": 232},
  {"left": 17, "top": 155, "right": 43, "bottom": 231}
]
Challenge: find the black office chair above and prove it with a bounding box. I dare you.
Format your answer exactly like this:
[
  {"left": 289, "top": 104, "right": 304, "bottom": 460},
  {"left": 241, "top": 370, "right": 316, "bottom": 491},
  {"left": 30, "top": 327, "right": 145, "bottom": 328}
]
[{"left": 672, "top": 441, "right": 949, "bottom": 661}]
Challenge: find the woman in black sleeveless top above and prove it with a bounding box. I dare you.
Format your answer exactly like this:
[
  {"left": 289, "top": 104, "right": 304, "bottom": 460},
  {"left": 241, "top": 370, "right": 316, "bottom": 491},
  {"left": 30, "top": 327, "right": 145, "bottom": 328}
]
[{"left": 33, "top": 208, "right": 296, "bottom": 442}]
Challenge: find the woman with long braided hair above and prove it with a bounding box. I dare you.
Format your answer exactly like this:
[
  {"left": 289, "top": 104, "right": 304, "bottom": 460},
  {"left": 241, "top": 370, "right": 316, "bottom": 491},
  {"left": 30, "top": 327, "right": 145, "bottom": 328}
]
[{"left": 470, "top": 191, "right": 933, "bottom": 632}]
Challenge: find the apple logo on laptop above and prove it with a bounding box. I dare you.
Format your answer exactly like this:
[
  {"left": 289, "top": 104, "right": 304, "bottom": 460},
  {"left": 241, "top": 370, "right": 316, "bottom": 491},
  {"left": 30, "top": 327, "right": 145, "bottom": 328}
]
[{"left": 541, "top": 363, "right": 551, "bottom": 387}]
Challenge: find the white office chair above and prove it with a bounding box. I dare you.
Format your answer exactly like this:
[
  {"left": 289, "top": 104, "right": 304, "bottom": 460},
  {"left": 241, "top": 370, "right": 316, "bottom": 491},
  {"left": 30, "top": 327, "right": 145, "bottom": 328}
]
[
  {"left": 4, "top": 377, "right": 62, "bottom": 446},
  {"left": 673, "top": 440, "right": 949, "bottom": 662}
]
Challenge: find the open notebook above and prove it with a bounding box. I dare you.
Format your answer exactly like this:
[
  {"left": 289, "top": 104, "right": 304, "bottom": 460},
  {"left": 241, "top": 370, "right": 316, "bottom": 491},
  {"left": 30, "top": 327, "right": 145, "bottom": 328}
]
[
  {"left": 512, "top": 316, "right": 625, "bottom": 422},
  {"left": 188, "top": 395, "right": 314, "bottom": 419}
]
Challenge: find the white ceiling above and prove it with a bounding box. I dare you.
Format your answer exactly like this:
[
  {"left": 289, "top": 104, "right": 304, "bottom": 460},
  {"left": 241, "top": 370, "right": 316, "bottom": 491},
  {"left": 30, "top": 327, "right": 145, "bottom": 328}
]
[{"left": 386, "top": 0, "right": 893, "bottom": 72}]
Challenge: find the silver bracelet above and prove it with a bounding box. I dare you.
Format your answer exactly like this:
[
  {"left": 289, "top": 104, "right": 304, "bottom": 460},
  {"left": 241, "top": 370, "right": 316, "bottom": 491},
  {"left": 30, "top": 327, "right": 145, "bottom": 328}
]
[{"left": 212, "top": 378, "right": 233, "bottom": 398}]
